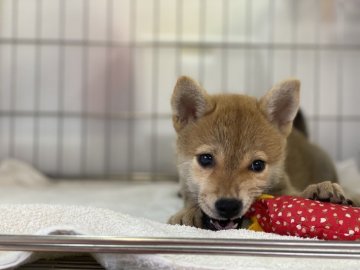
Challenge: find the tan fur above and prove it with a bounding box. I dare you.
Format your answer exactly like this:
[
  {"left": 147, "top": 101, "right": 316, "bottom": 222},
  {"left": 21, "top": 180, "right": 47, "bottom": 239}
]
[{"left": 169, "top": 76, "right": 352, "bottom": 229}]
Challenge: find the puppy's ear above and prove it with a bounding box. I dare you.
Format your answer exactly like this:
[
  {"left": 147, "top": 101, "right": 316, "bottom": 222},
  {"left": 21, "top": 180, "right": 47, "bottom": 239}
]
[
  {"left": 259, "top": 79, "right": 300, "bottom": 136},
  {"left": 171, "top": 76, "right": 210, "bottom": 131}
]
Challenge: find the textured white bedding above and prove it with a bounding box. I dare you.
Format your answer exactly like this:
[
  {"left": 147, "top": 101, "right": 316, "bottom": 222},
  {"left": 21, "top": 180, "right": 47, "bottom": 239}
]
[
  {"left": 0, "top": 159, "right": 360, "bottom": 270},
  {"left": 0, "top": 159, "right": 182, "bottom": 223},
  {"left": 0, "top": 180, "right": 182, "bottom": 223},
  {"left": 1, "top": 203, "right": 359, "bottom": 270},
  {"left": 0, "top": 158, "right": 359, "bottom": 223}
]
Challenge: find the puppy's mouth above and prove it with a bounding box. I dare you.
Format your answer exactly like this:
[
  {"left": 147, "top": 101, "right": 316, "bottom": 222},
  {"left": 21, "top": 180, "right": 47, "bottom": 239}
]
[{"left": 202, "top": 211, "right": 243, "bottom": 231}]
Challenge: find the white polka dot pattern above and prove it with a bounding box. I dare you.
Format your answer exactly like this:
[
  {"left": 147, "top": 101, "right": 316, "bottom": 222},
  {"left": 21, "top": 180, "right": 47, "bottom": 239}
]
[{"left": 246, "top": 196, "right": 360, "bottom": 240}]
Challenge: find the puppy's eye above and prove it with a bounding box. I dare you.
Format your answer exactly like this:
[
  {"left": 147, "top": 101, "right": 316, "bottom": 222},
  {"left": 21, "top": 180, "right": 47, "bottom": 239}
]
[
  {"left": 249, "top": 160, "right": 266, "bottom": 172},
  {"left": 197, "top": 154, "right": 214, "bottom": 168}
]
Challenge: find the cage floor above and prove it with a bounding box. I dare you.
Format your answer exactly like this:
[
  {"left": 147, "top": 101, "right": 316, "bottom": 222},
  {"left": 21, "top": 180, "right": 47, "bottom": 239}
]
[
  {"left": 18, "top": 255, "right": 104, "bottom": 270},
  {"left": 0, "top": 180, "right": 181, "bottom": 223}
]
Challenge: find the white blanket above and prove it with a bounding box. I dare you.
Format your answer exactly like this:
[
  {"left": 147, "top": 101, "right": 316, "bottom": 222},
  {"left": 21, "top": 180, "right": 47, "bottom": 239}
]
[
  {"left": 0, "top": 159, "right": 360, "bottom": 269},
  {"left": 1, "top": 203, "right": 360, "bottom": 270}
]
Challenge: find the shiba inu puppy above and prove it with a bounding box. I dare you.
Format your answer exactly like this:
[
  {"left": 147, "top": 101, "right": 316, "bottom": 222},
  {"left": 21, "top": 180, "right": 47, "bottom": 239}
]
[{"left": 168, "top": 76, "right": 353, "bottom": 230}]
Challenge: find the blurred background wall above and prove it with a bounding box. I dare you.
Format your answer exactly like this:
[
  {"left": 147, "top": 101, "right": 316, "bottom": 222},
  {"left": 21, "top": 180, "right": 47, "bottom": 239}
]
[{"left": 0, "top": 0, "right": 359, "bottom": 179}]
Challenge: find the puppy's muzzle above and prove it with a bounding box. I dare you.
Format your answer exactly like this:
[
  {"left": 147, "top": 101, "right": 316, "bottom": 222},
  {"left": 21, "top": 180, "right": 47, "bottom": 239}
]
[{"left": 215, "top": 198, "right": 242, "bottom": 219}]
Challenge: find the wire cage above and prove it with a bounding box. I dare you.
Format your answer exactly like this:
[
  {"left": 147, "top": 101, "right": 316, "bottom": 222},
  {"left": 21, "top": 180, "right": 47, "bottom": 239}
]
[
  {"left": 1, "top": 2, "right": 360, "bottom": 269},
  {"left": 0, "top": 0, "right": 360, "bottom": 181}
]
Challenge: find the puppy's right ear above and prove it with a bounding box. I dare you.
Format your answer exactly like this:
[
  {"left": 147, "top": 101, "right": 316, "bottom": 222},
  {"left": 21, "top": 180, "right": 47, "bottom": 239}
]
[{"left": 171, "top": 76, "right": 210, "bottom": 131}]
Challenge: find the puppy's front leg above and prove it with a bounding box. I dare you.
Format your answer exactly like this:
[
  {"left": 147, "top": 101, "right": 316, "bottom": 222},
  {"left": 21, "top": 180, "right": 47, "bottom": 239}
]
[
  {"left": 301, "top": 181, "right": 354, "bottom": 206},
  {"left": 168, "top": 204, "right": 203, "bottom": 228}
]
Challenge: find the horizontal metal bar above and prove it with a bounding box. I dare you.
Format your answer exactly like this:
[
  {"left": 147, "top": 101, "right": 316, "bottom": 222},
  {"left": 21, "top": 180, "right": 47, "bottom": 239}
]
[
  {"left": 1, "top": 38, "right": 360, "bottom": 51},
  {"left": 1, "top": 111, "right": 360, "bottom": 122},
  {"left": 0, "top": 111, "right": 172, "bottom": 120},
  {"left": 48, "top": 173, "right": 178, "bottom": 181},
  {"left": 0, "top": 235, "right": 360, "bottom": 259}
]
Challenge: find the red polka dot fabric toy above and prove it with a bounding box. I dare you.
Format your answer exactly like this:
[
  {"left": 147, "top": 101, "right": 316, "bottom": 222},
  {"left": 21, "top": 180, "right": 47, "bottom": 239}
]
[{"left": 245, "top": 195, "right": 360, "bottom": 240}]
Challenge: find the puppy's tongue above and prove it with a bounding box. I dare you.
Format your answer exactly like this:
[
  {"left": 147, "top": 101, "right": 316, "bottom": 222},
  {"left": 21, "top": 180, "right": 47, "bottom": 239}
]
[
  {"left": 210, "top": 219, "right": 238, "bottom": 230},
  {"left": 202, "top": 211, "right": 243, "bottom": 231}
]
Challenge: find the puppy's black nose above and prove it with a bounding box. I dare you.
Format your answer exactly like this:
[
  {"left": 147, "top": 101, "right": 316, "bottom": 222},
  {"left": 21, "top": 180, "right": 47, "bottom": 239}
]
[{"left": 215, "top": 198, "right": 242, "bottom": 219}]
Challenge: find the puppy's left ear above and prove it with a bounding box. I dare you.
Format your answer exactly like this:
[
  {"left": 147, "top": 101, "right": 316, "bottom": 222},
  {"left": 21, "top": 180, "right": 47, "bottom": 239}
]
[{"left": 259, "top": 79, "right": 300, "bottom": 136}]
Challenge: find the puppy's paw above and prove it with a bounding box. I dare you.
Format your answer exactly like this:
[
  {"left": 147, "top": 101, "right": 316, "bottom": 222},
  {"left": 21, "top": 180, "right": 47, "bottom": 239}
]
[
  {"left": 301, "top": 181, "right": 353, "bottom": 206},
  {"left": 168, "top": 206, "right": 203, "bottom": 228}
]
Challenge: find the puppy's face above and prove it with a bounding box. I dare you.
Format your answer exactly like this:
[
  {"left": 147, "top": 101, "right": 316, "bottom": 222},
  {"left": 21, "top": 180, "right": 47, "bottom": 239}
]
[{"left": 172, "top": 77, "right": 300, "bottom": 230}]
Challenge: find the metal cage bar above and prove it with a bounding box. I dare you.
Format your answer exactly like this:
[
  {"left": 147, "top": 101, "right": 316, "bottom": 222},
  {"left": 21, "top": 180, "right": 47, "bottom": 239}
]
[
  {"left": 0, "top": 0, "right": 360, "bottom": 179},
  {"left": 0, "top": 235, "right": 360, "bottom": 259}
]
